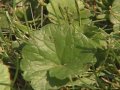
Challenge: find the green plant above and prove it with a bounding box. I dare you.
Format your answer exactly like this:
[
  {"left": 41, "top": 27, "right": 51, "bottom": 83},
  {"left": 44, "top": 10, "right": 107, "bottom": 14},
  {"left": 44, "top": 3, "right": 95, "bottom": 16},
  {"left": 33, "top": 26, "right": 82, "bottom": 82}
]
[{"left": 1, "top": 0, "right": 120, "bottom": 90}]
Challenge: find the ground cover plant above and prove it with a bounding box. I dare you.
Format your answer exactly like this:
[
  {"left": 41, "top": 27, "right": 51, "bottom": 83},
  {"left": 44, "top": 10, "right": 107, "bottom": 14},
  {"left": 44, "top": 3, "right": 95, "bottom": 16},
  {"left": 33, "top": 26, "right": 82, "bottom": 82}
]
[{"left": 1, "top": 0, "right": 120, "bottom": 90}]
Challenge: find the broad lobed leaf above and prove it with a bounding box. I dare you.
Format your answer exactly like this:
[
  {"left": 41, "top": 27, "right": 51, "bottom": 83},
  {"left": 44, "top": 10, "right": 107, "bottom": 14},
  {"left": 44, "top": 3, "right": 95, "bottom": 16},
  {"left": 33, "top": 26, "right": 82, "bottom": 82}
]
[{"left": 21, "top": 23, "right": 106, "bottom": 90}]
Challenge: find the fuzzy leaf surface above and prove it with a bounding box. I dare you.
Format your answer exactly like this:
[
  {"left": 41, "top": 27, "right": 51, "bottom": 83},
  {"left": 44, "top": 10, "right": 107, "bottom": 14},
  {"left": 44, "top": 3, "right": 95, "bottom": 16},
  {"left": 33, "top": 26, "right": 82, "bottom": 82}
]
[{"left": 21, "top": 24, "right": 100, "bottom": 90}]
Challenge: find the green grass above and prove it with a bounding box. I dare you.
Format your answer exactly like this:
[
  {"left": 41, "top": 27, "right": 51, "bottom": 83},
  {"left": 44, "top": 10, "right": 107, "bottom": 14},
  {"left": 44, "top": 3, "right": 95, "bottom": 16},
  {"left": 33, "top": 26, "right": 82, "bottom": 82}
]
[{"left": 0, "top": 0, "right": 120, "bottom": 90}]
